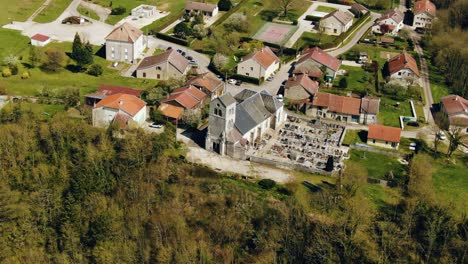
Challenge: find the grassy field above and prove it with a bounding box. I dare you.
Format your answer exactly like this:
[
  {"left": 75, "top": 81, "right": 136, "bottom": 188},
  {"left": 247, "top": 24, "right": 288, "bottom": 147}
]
[
  {"left": 426, "top": 61, "right": 450, "bottom": 103},
  {"left": 348, "top": 149, "right": 407, "bottom": 180},
  {"left": 378, "top": 97, "right": 412, "bottom": 127},
  {"left": 0, "top": 29, "right": 157, "bottom": 97},
  {"left": 432, "top": 155, "right": 468, "bottom": 217},
  {"left": 295, "top": 31, "right": 337, "bottom": 49},
  {"left": 34, "top": 0, "right": 71, "bottom": 23},
  {"left": 334, "top": 65, "right": 374, "bottom": 95},
  {"left": 342, "top": 129, "right": 367, "bottom": 145},
  {"left": 77, "top": 5, "right": 100, "bottom": 21},
  {"left": 364, "top": 184, "right": 402, "bottom": 209},
  {"left": 315, "top": 6, "right": 337, "bottom": 13},
  {"left": 0, "top": 0, "right": 44, "bottom": 25}
]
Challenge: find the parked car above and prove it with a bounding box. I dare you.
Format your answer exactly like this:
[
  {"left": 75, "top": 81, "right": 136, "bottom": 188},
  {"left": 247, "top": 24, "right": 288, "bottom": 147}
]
[
  {"left": 235, "top": 80, "right": 242, "bottom": 86},
  {"left": 277, "top": 94, "right": 283, "bottom": 102},
  {"left": 228, "top": 79, "right": 236, "bottom": 84},
  {"left": 437, "top": 131, "right": 447, "bottom": 140},
  {"left": 181, "top": 51, "right": 186, "bottom": 56},
  {"left": 186, "top": 56, "right": 193, "bottom": 60},
  {"left": 176, "top": 49, "right": 182, "bottom": 53},
  {"left": 407, "top": 121, "right": 420, "bottom": 127},
  {"left": 266, "top": 76, "right": 274, "bottom": 81},
  {"left": 149, "top": 123, "right": 163, "bottom": 128}
]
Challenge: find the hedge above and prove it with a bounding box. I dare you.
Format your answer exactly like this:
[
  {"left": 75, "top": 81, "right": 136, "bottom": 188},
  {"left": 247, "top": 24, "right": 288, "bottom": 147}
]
[
  {"left": 211, "top": 0, "right": 249, "bottom": 28},
  {"left": 231, "top": 74, "right": 262, "bottom": 85},
  {"left": 147, "top": 9, "right": 185, "bottom": 33},
  {"left": 305, "top": 15, "right": 321, "bottom": 22},
  {"left": 155, "top": 33, "right": 188, "bottom": 46}
]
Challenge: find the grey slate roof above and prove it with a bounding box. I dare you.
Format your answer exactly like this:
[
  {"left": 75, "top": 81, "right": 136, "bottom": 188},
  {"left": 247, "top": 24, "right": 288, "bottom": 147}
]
[
  {"left": 218, "top": 92, "right": 236, "bottom": 106},
  {"left": 234, "top": 89, "right": 257, "bottom": 103},
  {"left": 235, "top": 93, "right": 272, "bottom": 135},
  {"left": 260, "top": 90, "right": 282, "bottom": 113}
]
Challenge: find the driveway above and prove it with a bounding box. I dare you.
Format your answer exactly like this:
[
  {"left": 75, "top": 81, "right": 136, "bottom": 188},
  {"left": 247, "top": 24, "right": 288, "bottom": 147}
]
[{"left": 413, "top": 36, "right": 434, "bottom": 124}]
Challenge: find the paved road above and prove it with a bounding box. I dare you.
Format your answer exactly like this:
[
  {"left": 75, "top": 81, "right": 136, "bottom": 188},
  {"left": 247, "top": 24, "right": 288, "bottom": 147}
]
[
  {"left": 328, "top": 12, "right": 380, "bottom": 57},
  {"left": 413, "top": 37, "right": 434, "bottom": 124}
]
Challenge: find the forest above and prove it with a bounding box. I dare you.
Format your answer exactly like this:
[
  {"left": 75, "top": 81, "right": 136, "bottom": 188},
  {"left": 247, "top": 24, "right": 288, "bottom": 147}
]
[
  {"left": 422, "top": 0, "right": 468, "bottom": 98},
  {"left": 0, "top": 101, "right": 467, "bottom": 263}
]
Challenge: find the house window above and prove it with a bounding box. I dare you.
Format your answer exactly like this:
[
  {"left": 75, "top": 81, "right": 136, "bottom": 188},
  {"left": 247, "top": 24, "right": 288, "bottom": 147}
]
[
  {"left": 157, "top": 74, "right": 160, "bottom": 79},
  {"left": 398, "top": 72, "right": 402, "bottom": 76},
  {"left": 250, "top": 67, "right": 253, "bottom": 71},
  {"left": 334, "top": 29, "right": 337, "bottom": 33},
  {"left": 246, "top": 73, "right": 249, "bottom": 76},
  {"left": 385, "top": 141, "right": 388, "bottom": 144},
  {"left": 373, "top": 139, "right": 376, "bottom": 143},
  {"left": 111, "top": 53, "right": 115, "bottom": 58},
  {"left": 156, "top": 66, "right": 161, "bottom": 70},
  {"left": 124, "top": 48, "right": 128, "bottom": 53},
  {"left": 143, "top": 72, "right": 146, "bottom": 78},
  {"left": 111, "top": 46, "right": 115, "bottom": 51}
]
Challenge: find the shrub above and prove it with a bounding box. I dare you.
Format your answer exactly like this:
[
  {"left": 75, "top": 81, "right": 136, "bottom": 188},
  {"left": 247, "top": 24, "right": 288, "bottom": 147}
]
[
  {"left": 258, "top": 179, "right": 276, "bottom": 189},
  {"left": 110, "top": 6, "right": 126, "bottom": 15},
  {"left": 276, "top": 186, "right": 292, "bottom": 195},
  {"left": 8, "top": 64, "right": 18, "bottom": 75},
  {"left": 218, "top": 0, "right": 233, "bottom": 11},
  {"left": 2, "top": 68, "right": 11, "bottom": 78},
  {"left": 88, "top": 64, "right": 103, "bottom": 76},
  {"left": 339, "top": 77, "right": 348, "bottom": 88},
  {"left": 21, "top": 71, "right": 30, "bottom": 79}
]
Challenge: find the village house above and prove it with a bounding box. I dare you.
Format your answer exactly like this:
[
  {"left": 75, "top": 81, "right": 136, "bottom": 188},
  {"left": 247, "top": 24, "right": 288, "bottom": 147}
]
[
  {"left": 163, "top": 85, "right": 208, "bottom": 111},
  {"left": 30, "top": 33, "right": 51, "bottom": 47},
  {"left": 206, "top": 90, "right": 287, "bottom": 159},
  {"left": 131, "top": 4, "right": 157, "bottom": 18},
  {"left": 413, "top": 0, "right": 436, "bottom": 30},
  {"left": 319, "top": 10, "right": 354, "bottom": 36},
  {"left": 92, "top": 94, "right": 147, "bottom": 128},
  {"left": 284, "top": 74, "right": 319, "bottom": 104},
  {"left": 237, "top": 47, "right": 279, "bottom": 80},
  {"left": 367, "top": 124, "right": 402, "bottom": 149},
  {"left": 105, "top": 22, "right": 145, "bottom": 64},
  {"left": 360, "top": 96, "right": 381, "bottom": 124},
  {"left": 136, "top": 49, "right": 190, "bottom": 80},
  {"left": 349, "top": 3, "right": 369, "bottom": 17},
  {"left": 309, "top": 92, "right": 362, "bottom": 123},
  {"left": 186, "top": 72, "right": 224, "bottom": 99},
  {"left": 439, "top": 95, "right": 468, "bottom": 134},
  {"left": 387, "top": 52, "right": 420, "bottom": 80},
  {"left": 372, "top": 9, "right": 404, "bottom": 35},
  {"left": 185, "top": 1, "right": 219, "bottom": 17},
  {"left": 84, "top": 84, "right": 142, "bottom": 106},
  {"left": 295, "top": 47, "right": 342, "bottom": 80}
]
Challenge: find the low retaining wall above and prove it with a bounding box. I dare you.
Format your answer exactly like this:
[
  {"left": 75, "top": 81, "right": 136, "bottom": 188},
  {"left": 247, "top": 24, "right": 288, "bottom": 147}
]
[
  {"left": 351, "top": 143, "right": 404, "bottom": 157},
  {"left": 249, "top": 156, "right": 333, "bottom": 176}
]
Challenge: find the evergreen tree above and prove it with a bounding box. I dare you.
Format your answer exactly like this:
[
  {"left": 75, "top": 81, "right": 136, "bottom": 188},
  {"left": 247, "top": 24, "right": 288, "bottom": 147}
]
[
  {"left": 71, "top": 33, "right": 83, "bottom": 61},
  {"left": 29, "top": 45, "right": 41, "bottom": 68},
  {"left": 218, "top": 0, "right": 233, "bottom": 11},
  {"left": 71, "top": 33, "right": 93, "bottom": 69},
  {"left": 174, "top": 22, "right": 192, "bottom": 39}
]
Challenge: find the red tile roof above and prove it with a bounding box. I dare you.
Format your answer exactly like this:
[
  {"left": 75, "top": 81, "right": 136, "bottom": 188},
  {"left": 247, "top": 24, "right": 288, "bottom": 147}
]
[
  {"left": 298, "top": 47, "right": 341, "bottom": 72},
  {"left": 158, "top": 103, "right": 184, "bottom": 119},
  {"left": 31, "top": 33, "right": 50, "bottom": 42},
  {"left": 186, "top": 72, "right": 223, "bottom": 93},
  {"left": 440, "top": 95, "right": 468, "bottom": 116},
  {"left": 414, "top": 0, "right": 436, "bottom": 15},
  {"left": 368, "top": 124, "right": 401, "bottom": 143},
  {"left": 163, "top": 85, "right": 207, "bottom": 109},
  {"left": 285, "top": 74, "right": 319, "bottom": 96},
  {"left": 95, "top": 94, "right": 146, "bottom": 116},
  {"left": 388, "top": 52, "right": 420, "bottom": 76},
  {"left": 242, "top": 46, "right": 279, "bottom": 69},
  {"left": 313, "top": 92, "right": 361, "bottom": 116},
  {"left": 105, "top": 22, "right": 142, "bottom": 43},
  {"left": 94, "top": 84, "right": 142, "bottom": 97}
]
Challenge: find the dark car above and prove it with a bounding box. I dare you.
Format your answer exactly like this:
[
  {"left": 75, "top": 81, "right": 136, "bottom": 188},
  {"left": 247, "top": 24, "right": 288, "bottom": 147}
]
[
  {"left": 181, "top": 51, "right": 186, "bottom": 56},
  {"left": 235, "top": 80, "right": 242, "bottom": 86},
  {"left": 186, "top": 56, "right": 193, "bottom": 60},
  {"left": 407, "top": 121, "right": 420, "bottom": 127}
]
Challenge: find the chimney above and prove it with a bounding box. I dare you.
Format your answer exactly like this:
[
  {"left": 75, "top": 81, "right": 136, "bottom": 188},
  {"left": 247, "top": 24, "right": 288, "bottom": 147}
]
[{"left": 119, "top": 99, "right": 123, "bottom": 105}]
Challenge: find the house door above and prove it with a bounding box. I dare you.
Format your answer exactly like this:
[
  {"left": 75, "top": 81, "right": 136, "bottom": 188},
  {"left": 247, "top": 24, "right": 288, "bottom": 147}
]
[
  {"left": 213, "top": 142, "right": 220, "bottom": 153},
  {"left": 157, "top": 74, "right": 161, "bottom": 79}
]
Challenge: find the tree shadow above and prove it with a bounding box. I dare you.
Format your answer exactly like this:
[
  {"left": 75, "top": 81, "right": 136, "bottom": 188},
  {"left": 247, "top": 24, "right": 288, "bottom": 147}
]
[
  {"left": 357, "top": 130, "right": 368, "bottom": 142},
  {"left": 259, "top": 10, "right": 279, "bottom": 21},
  {"left": 66, "top": 64, "right": 83, "bottom": 73},
  {"left": 21, "top": 62, "right": 33, "bottom": 69}
]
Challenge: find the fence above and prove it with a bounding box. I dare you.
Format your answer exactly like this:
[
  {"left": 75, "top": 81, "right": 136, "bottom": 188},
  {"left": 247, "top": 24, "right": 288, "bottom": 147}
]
[{"left": 249, "top": 156, "right": 333, "bottom": 176}]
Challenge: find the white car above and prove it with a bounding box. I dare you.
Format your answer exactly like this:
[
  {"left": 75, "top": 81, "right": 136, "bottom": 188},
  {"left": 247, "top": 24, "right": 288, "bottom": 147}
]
[
  {"left": 276, "top": 94, "right": 283, "bottom": 102},
  {"left": 149, "top": 123, "right": 163, "bottom": 129},
  {"left": 228, "top": 79, "right": 236, "bottom": 84}
]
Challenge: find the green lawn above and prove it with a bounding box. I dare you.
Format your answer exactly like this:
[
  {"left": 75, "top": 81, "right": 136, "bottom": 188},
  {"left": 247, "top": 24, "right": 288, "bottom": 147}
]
[
  {"left": 342, "top": 129, "right": 367, "bottom": 145},
  {"left": 348, "top": 149, "right": 407, "bottom": 180},
  {"left": 34, "top": 0, "right": 71, "bottom": 23},
  {"left": 334, "top": 65, "right": 374, "bottom": 96},
  {"left": 0, "top": 0, "right": 44, "bottom": 25},
  {"left": 77, "top": 5, "right": 100, "bottom": 21},
  {"left": 364, "top": 184, "right": 402, "bottom": 209},
  {"left": 315, "top": 5, "right": 337, "bottom": 13},
  {"left": 295, "top": 31, "right": 337, "bottom": 49},
  {"left": 378, "top": 97, "right": 412, "bottom": 127},
  {"left": 432, "top": 155, "right": 468, "bottom": 217},
  {"left": 0, "top": 30, "right": 157, "bottom": 97}
]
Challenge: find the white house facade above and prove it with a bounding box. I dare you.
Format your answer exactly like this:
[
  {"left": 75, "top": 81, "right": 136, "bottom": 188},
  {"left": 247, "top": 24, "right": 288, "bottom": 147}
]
[{"left": 237, "top": 47, "right": 279, "bottom": 80}]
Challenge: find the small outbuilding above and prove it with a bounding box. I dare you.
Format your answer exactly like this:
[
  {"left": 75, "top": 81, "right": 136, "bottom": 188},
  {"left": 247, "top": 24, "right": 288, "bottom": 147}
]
[
  {"left": 30, "top": 34, "right": 51, "bottom": 47},
  {"left": 367, "top": 124, "right": 401, "bottom": 149}
]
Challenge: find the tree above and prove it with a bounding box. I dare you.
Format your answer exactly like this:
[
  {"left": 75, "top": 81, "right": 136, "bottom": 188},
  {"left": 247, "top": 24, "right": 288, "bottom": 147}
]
[
  {"left": 3, "top": 54, "right": 18, "bottom": 66},
  {"left": 276, "top": 0, "right": 296, "bottom": 17},
  {"left": 71, "top": 33, "right": 83, "bottom": 61},
  {"left": 193, "top": 12, "right": 204, "bottom": 26},
  {"left": 258, "top": 179, "right": 276, "bottom": 189},
  {"left": 174, "top": 22, "right": 192, "bottom": 39},
  {"left": 339, "top": 77, "right": 348, "bottom": 88},
  {"left": 223, "top": 13, "right": 250, "bottom": 33},
  {"left": 181, "top": 108, "right": 201, "bottom": 127},
  {"left": 110, "top": 6, "right": 126, "bottom": 15},
  {"left": 29, "top": 45, "right": 41, "bottom": 68},
  {"left": 87, "top": 64, "right": 103, "bottom": 76},
  {"left": 42, "top": 48, "right": 65, "bottom": 72},
  {"left": 212, "top": 53, "right": 228, "bottom": 71},
  {"left": 408, "top": 154, "right": 434, "bottom": 201},
  {"left": 72, "top": 34, "right": 94, "bottom": 68},
  {"left": 61, "top": 87, "right": 80, "bottom": 109},
  {"left": 446, "top": 128, "right": 465, "bottom": 157},
  {"left": 218, "top": 0, "right": 233, "bottom": 11},
  {"left": 193, "top": 24, "right": 207, "bottom": 39}
]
